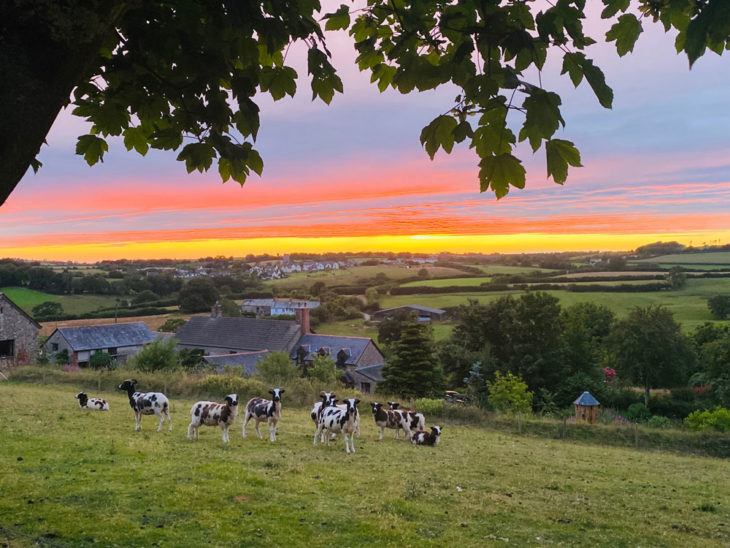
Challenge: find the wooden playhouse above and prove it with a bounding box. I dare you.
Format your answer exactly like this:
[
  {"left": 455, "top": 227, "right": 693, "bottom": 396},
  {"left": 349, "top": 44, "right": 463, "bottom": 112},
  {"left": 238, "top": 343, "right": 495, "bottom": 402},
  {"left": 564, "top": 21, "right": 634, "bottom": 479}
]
[{"left": 574, "top": 391, "right": 600, "bottom": 424}]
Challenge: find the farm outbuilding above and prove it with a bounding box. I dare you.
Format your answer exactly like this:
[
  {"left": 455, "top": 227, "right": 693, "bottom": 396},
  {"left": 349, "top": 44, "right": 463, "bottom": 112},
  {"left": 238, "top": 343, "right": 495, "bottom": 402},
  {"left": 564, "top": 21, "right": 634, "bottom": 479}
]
[
  {"left": 0, "top": 292, "right": 40, "bottom": 368},
  {"left": 574, "top": 391, "right": 600, "bottom": 424}
]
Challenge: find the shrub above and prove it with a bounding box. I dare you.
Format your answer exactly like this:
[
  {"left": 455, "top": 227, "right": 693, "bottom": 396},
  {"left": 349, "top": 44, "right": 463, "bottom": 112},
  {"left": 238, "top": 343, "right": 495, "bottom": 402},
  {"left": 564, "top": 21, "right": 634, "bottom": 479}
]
[
  {"left": 600, "top": 387, "right": 643, "bottom": 410},
  {"left": 649, "top": 395, "right": 700, "bottom": 419},
  {"left": 129, "top": 337, "right": 179, "bottom": 372},
  {"left": 685, "top": 407, "right": 730, "bottom": 432},
  {"left": 197, "top": 375, "right": 268, "bottom": 401},
  {"left": 158, "top": 318, "right": 187, "bottom": 333},
  {"left": 626, "top": 403, "right": 651, "bottom": 423},
  {"left": 307, "top": 354, "right": 337, "bottom": 384},
  {"left": 415, "top": 398, "right": 445, "bottom": 416},
  {"left": 255, "top": 351, "right": 299, "bottom": 385},
  {"left": 647, "top": 415, "right": 672, "bottom": 428},
  {"left": 89, "top": 351, "right": 115, "bottom": 371},
  {"left": 486, "top": 372, "right": 533, "bottom": 414},
  {"left": 54, "top": 348, "right": 70, "bottom": 365}
]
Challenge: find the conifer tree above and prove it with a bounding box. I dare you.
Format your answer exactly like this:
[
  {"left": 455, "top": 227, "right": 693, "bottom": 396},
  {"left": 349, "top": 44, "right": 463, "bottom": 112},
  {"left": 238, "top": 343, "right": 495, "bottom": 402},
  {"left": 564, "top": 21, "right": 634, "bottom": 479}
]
[{"left": 381, "top": 321, "right": 443, "bottom": 398}]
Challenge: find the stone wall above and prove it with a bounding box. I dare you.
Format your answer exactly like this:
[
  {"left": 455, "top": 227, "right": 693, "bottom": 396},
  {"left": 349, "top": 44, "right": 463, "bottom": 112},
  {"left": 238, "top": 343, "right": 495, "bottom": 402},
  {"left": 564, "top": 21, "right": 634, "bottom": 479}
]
[{"left": 0, "top": 294, "right": 39, "bottom": 364}]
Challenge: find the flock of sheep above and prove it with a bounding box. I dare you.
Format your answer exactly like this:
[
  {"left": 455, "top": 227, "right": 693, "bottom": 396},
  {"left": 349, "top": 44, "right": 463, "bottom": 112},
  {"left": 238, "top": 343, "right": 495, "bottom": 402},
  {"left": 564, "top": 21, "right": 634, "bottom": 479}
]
[{"left": 74, "top": 379, "right": 442, "bottom": 453}]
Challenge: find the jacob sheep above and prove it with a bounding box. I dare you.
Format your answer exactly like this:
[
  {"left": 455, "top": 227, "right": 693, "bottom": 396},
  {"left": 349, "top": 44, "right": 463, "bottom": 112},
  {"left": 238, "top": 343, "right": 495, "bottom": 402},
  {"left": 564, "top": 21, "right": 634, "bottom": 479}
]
[
  {"left": 187, "top": 394, "right": 239, "bottom": 442},
  {"left": 412, "top": 425, "right": 442, "bottom": 446},
  {"left": 75, "top": 392, "right": 109, "bottom": 411},
  {"left": 117, "top": 378, "right": 171, "bottom": 432},
  {"left": 371, "top": 401, "right": 411, "bottom": 440},
  {"left": 311, "top": 391, "right": 338, "bottom": 442},
  {"left": 242, "top": 388, "right": 284, "bottom": 442},
  {"left": 389, "top": 401, "right": 426, "bottom": 437},
  {"left": 314, "top": 397, "right": 360, "bottom": 453}
]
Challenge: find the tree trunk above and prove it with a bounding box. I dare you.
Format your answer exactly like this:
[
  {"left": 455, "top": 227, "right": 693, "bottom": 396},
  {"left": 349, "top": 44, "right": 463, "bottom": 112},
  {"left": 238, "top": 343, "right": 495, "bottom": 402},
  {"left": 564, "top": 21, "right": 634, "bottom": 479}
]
[
  {"left": 0, "top": 1, "right": 129, "bottom": 206},
  {"left": 644, "top": 383, "right": 650, "bottom": 407}
]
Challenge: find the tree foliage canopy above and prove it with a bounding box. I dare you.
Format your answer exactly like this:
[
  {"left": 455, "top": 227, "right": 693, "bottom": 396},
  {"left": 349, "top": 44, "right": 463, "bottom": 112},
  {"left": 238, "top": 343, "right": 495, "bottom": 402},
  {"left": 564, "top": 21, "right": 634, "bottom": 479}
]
[{"left": 3, "top": 0, "right": 729, "bottom": 205}]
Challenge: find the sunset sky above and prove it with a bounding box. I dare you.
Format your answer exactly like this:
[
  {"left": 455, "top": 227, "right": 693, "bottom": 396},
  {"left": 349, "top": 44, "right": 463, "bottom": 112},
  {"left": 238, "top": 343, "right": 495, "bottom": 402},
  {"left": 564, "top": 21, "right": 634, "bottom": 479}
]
[{"left": 2, "top": 3, "right": 730, "bottom": 262}]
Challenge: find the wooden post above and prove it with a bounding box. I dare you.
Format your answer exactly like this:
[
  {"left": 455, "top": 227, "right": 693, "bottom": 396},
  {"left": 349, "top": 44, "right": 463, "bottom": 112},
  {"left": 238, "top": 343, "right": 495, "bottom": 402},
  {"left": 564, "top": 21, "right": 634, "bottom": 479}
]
[{"left": 562, "top": 416, "right": 567, "bottom": 439}]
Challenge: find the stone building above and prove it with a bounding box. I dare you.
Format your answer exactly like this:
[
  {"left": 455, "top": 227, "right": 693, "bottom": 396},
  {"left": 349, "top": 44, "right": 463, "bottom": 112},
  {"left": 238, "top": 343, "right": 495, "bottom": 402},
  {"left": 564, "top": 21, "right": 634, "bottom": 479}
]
[{"left": 0, "top": 292, "right": 41, "bottom": 368}]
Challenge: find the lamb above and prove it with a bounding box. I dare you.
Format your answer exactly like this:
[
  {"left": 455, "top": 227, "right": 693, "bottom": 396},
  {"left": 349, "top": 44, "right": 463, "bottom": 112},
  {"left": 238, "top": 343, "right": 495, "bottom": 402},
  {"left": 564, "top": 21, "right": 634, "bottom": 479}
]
[
  {"left": 371, "top": 401, "right": 411, "bottom": 440},
  {"left": 242, "top": 388, "right": 284, "bottom": 442},
  {"left": 117, "top": 378, "right": 172, "bottom": 432},
  {"left": 388, "top": 401, "right": 426, "bottom": 437},
  {"left": 314, "top": 397, "right": 360, "bottom": 453},
  {"left": 75, "top": 392, "right": 109, "bottom": 411},
  {"left": 411, "top": 425, "right": 442, "bottom": 446},
  {"left": 187, "top": 394, "right": 239, "bottom": 442}
]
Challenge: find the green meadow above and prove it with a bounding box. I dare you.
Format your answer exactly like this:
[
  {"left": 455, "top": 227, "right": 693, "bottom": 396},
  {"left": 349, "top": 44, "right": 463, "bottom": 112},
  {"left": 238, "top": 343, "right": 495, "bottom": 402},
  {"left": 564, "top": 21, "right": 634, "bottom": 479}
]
[
  {"left": 634, "top": 252, "right": 730, "bottom": 265},
  {"left": 0, "top": 287, "right": 118, "bottom": 316},
  {"left": 2, "top": 382, "right": 730, "bottom": 547}
]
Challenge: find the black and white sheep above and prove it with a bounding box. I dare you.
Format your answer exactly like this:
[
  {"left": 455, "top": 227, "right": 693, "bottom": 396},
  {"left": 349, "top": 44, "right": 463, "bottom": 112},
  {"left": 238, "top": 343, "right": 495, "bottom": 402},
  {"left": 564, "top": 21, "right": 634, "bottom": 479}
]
[
  {"left": 311, "top": 391, "right": 338, "bottom": 442},
  {"left": 187, "top": 394, "right": 239, "bottom": 442},
  {"left": 371, "top": 401, "right": 411, "bottom": 440},
  {"left": 388, "top": 401, "right": 426, "bottom": 437},
  {"left": 315, "top": 397, "right": 360, "bottom": 453},
  {"left": 117, "top": 378, "right": 172, "bottom": 432},
  {"left": 75, "top": 392, "right": 109, "bottom": 411},
  {"left": 242, "top": 388, "right": 284, "bottom": 442},
  {"left": 411, "top": 425, "right": 442, "bottom": 446}
]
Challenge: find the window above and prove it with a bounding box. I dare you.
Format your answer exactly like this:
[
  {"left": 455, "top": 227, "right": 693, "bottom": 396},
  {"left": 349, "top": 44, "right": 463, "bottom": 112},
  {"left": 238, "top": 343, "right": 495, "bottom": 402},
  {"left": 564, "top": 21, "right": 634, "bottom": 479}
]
[
  {"left": 107, "top": 347, "right": 118, "bottom": 357},
  {"left": 361, "top": 382, "right": 371, "bottom": 394},
  {"left": 0, "top": 339, "right": 15, "bottom": 358},
  {"left": 51, "top": 343, "right": 59, "bottom": 352}
]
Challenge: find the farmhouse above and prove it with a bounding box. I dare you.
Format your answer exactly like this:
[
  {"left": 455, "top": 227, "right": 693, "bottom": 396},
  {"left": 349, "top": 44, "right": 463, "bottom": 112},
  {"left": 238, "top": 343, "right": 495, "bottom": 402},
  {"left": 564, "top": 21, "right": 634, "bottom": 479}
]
[
  {"left": 203, "top": 350, "right": 268, "bottom": 375},
  {"left": 291, "top": 333, "right": 386, "bottom": 393},
  {"left": 44, "top": 322, "right": 157, "bottom": 367},
  {"left": 240, "top": 298, "right": 320, "bottom": 317},
  {"left": 0, "top": 292, "right": 40, "bottom": 367},
  {"left": 371, "top": 304, "right": 447, "bottom": 322}
]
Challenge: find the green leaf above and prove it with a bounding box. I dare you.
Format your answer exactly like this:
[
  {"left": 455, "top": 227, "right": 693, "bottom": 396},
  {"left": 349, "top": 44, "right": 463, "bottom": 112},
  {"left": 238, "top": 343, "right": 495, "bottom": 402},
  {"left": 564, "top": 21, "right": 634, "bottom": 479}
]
[
  {"left": 308, "top": 48, "right": 343, "bottom": 104},
  {"left": 123, "top": 127, "right": 149, "bottom": 155},
  {"left": 479, "top": 154, "right": 526, "bottom": 198},
  {"left": 30, "top": 157, "right": 43, "bottom": 173},
  {"left": 601, "top": 0, "right": 630, "bottom": 19},
  {"left": 518, "top": 90, "right": 564, "bottom": 152},
  {"left": 545, "top": 139, "right": 582, "bottom": 184},
  {"left": 75, "top": 134, "right": 108, "bottom": 165},
  {"left": 606, "top": 14, "right": 643, "bottom": 56},
  {"left": 324, "top": 4, "right": 350, "bottom": 31},
  {"left": 561, "top": 52, "right": 585, "bottom": 87},
  {"left": 259, "top": 66, "right": 297, "bottom": 100},
  {"left": 580, "top": 57, "right": 613, "bottom": 109},
  {"left": 176, "top": 142, "right": 216, "bottom": 173},
  {"left": 420, "top": 115, "right": 457, "bottom": 159}
]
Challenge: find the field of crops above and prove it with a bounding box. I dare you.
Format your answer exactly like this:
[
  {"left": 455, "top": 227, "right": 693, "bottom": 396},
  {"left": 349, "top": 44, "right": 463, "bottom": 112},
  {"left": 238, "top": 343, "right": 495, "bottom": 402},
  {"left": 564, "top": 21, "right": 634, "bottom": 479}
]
[
  {"left": 0, "top": 287, "right": 118, "bottom": 316},
  {"left": 2, "top": 382, "right": 729, "bottom": 547}
]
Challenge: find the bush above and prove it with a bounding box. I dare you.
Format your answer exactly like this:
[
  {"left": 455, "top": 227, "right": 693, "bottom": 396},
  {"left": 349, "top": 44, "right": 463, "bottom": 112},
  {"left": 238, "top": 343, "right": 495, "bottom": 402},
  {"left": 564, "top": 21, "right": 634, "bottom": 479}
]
[
  {"left": 600, "top": 387, "right": 643, "bottom": 410},
  {"left": 685, "top": 407, "right": 730, "bottom": 432},
  {"left": 415, "top": 398, "right": 445, "bottom": 416},
  {"left": 129, "top": 337, "right": 179, "bottom": 372},
  {"left": 486, "top": 372, "right": 533, "bottom": 414},
  {"left": 254, "top": 351, "right": 299, "bottom": 385},
  {"left": 158, "top": 318, "right": 187, "bottom": 333},
  {"left": 649, "top": 395, "right": 700, "bottom": 419},
  {"left": 89, "top": 351, "right": 115, "bottom": 371},
  {"left": 54, "top": 348, "right": 70, "bottom": 365},
  {"left": 626, "top": 403, "right": 651, "bottom": 423},
  {"left": 647, "top": 415, "right": 672, "bottom": 428}
]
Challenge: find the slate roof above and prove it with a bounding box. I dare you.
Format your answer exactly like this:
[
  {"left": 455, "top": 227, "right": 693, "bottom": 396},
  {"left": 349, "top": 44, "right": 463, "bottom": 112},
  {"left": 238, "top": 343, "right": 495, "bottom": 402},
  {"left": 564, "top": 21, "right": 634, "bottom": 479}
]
[
  {"left": 54, "top": 322, "right": 157, "bottom": 351},
  {"left": 290, "top": 334, "right": 378, "bottom": 366},
  {"left": 204, "top": 351, "right": 268, "bottom": 375},
  {"left": 176, "top": 316, "right": 301, "bottom": 353},
  {"left": 573, "top": 391, "right": 600, "bottom": 406},
  {"left": 373, "top": 304, "right": 446, "bottom": 318},
  {"left": 354, "top": 362, "right": 385, "bottom": 382}
]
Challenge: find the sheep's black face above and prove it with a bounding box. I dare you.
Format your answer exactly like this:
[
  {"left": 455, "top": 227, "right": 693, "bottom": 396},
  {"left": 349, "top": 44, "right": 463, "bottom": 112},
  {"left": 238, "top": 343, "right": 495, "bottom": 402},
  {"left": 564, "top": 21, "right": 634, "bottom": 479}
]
[
  {"left": 269, "top": 388, "right": 283, "bottom": 402},
  {"left": 225, "top": 394, "right": 238, "bottom": 406},
  {"left": 346, "top": 398, "right": 359, "bottom": 413},
  {"left": 118, "top": 379, "right": 136, "bottom": 391},
  {"left": 431, "top": 426, "right": 442, "bottom": 436},
  {"left": 370, "top": 402, "right": 382, "bottom": 414},
  {"left": 388, "top": 401, "right": 400, "bottom": 410},
  {"left": 75, "top": 392, "right": 84, "bottom": 400}
]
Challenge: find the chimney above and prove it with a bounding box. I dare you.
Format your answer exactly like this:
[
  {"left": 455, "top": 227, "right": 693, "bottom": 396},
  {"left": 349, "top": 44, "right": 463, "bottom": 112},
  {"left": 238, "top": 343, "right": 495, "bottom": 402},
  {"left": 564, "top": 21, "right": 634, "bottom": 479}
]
[
  {"left": 211, "top": 300, "right": 222, "bottom": 318},
  {"left": 295, "top": 304, "right": 311, "bottom": 335}
]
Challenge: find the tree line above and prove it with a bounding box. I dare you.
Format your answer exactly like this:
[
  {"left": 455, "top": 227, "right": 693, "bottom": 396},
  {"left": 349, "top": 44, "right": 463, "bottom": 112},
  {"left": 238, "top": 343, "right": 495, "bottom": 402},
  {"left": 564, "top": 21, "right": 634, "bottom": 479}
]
[{"left": 378, "top": 293, "right": 730, "bottom": 417}]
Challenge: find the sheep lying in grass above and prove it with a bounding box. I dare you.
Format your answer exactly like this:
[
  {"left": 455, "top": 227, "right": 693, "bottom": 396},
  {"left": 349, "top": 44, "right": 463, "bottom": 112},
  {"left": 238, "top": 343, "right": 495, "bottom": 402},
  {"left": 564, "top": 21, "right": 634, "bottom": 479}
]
[
  {"left": 412, "top": 426, "right": 442, "bottom": 446},
  {"left": 187, "top": 394, "right": 239, "bottom": 443},
  {"left": 117, "top": 378, "right": 171, "bottom": 432},
  {"left": 75, "top": 392, "right": 109, "bottom": 411}
]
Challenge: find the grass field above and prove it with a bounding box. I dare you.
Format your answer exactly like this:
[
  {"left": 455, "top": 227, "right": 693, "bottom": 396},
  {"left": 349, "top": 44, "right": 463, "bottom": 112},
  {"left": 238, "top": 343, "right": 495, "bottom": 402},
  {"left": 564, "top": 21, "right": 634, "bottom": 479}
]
[
  {"left": 401, "top": 277, "right": 493, "bottom": 287},
  {"left": 634, "top": 252, "right": 730, "bottom": 265},
  {"left": 2, "top": 383, "right": 729, "bottom": 547},
  {"left": 0, "top": 287, "right": 118, "bottom": 316}
]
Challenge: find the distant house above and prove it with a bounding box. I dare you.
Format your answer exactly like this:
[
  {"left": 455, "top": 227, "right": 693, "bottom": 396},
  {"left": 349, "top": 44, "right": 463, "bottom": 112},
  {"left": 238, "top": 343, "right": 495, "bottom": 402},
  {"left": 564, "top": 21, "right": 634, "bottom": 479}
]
[
  {"left": 371, "top": 304, "right": 447, "bottom": 322},
  {"left": 290, "top": 334, "right": 386, "bottom": 393},
  {"left": 240, "top": 298, "right": 320, "bottom": 318},
  {"left": 44, "top": 322, "right": 157, "bottom": 367},
  {"left": 175, "top": 315, "right": 302, "bottom": 355},
  {"left": 0, "top": 292, "right": 40, "bottom": 367}
]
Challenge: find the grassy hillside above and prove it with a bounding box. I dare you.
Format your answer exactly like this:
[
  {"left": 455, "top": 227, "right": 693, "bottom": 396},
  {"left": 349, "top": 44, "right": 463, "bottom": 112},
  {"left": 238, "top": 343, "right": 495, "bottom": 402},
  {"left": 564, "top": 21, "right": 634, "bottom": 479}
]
[
  {"left": 634, "top": 252, "right": 730, "bottom": 265},
  {"left": 1, "top": 287, "right": 119, "bottom": 317},
  {"left": 2, "top": 383, "right": 729, "bottom": 547}
]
